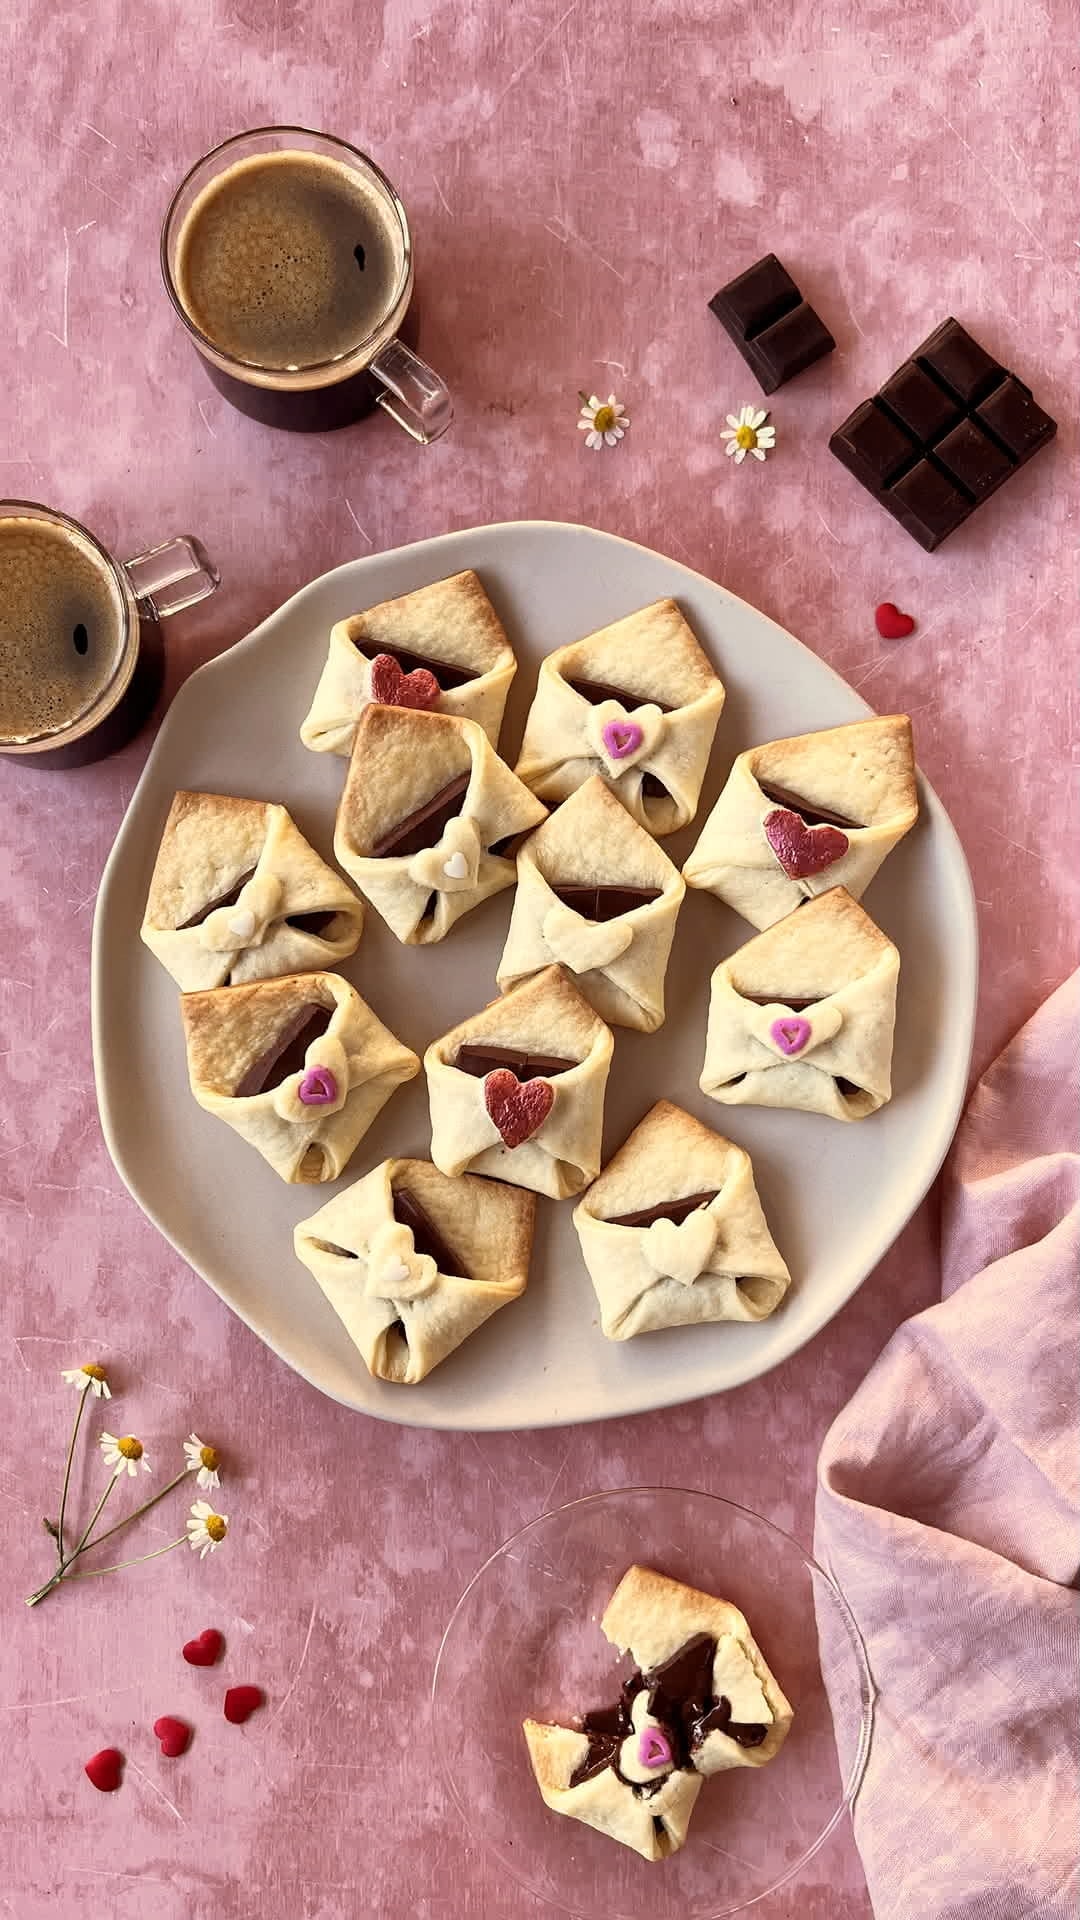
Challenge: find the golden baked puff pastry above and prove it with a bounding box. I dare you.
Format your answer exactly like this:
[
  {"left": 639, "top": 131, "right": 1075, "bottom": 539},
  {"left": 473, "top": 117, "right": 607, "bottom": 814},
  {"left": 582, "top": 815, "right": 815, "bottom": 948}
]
[
  {"left": 514, "top": 599, "right": 725, "bottom": 837},
  {"left": 573, "top": 1101, "right": 790, "bottom": 1339},
  {"left": 293, "top": 1157, "right": 534, "bottom": 1385},
  {"left": 496, "top": 776, "right": 685, "bottom": 1033},
  {"left": 425, "top": 965, "right": 613, "bottom": 1199},
  {"left": 684, "top": 715, "right": 918, "bottom": 929},
  {"left": 700, "top": 887, "right": 900, "bottom": 1122},
  {"left": 334, "top": 705, "right": 546, "bottom": 947},
  {"left": 300, "top": 569, "right": 516, "bottom": 756},
  {"left": 140, "top": 791, "right": 364, "bottom": 993},
  {"left": 180, "top": 971, "right": 418, "bottom": 1184},
  {"left": 523, "top": 1564, "right": 792, "bottom": 1860}
]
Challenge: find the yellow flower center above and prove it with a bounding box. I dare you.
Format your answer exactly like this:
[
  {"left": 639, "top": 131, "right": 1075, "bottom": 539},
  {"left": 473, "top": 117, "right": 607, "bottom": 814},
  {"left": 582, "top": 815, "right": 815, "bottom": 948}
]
[
  {"left": 83, "top": 1364, "right": 107, "bottom": 1381},
  {"left": 735, "top": 423, "right": 758, "bottom": 450},
  {"left": 117, "top": 1435, "right": 143, "bottom": 1460},
  {"left": 592, "top": 404, "right": 616, "bottom": 434},
  {"left": 205, "top": 1514, "right": 227, "bottom": 1542},
  {"left": 199, "top": 1445, "right": 219, "bottom": 1471}
]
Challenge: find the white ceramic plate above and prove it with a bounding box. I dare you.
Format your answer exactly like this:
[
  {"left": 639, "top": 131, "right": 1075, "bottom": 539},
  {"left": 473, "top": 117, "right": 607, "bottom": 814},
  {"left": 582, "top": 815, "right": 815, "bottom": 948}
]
[{"left": 92, "top": 520, "right": 976, "bottom": 1431}]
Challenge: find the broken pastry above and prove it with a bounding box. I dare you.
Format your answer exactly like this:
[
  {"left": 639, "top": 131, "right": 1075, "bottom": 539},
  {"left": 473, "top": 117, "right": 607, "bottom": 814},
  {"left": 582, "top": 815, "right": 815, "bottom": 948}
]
[
  {"left": 180, "top": 971, "right": 419, "bottom": 1183},
  {"left": 573, "top": 1101, "right": 789, "bottom": 1338},
  {"left": 496, "top": 776, "right": 685, "bottom": 1033},
  {"left": 700, "top": 886, "right": 900, "bottom": 1121},
  {"left": 141, "top": 791, "right": 364, "bottom": 993},
  {"left": 523, "top": 1563, "right": 792, "bottom": 1861},
  {"left": 293, "top": 1158, "right": 534, "bottom": 1385},
  {"left": 425, "top": 964, "right": 613, "bottom": 1199},
  {"left": 514, "top": 599, "right": 725, "bottom": 836},
  {"left": 300, "top": 569, "right": 516, "bottom": 755},
  {"left": 334, "top": 704, "right": 547, "bottom": 946},
  {"left": 683, "top": 715, "right": 918, "bottom": 929}
]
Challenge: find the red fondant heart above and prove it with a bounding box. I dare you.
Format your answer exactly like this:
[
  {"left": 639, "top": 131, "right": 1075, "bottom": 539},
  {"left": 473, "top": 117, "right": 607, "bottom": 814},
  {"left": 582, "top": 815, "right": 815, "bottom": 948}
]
[
  {"left": 224, "top": 1684, "right": 265, "bottom": 1726},
  {"left": 484, "top": 1068, "right": 555, "bottom": 1150},
  {"left": 875, "top": 601, "right": 915, "bottom": 640},
  {"left": 763, "top": 807, "right": 849, "bottom": 879},
  {"left": 85, "top": 1747, "right": 124, "bottom": 1792},
  {"left": 182, "top": 1628, "right": 224, "bottom": 1667},
  {"left": 370, "top": 652, "right": 440, "bottom": 712},
  {"left": 153, "top": 1715, "right": 191, "bottom": 1758}
]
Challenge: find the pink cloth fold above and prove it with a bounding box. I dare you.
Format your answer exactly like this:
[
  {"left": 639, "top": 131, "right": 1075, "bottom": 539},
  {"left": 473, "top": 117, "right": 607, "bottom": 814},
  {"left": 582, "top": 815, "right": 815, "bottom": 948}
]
[{"left": 816, "top": 972, "right": 1080, "bottom": 1920}]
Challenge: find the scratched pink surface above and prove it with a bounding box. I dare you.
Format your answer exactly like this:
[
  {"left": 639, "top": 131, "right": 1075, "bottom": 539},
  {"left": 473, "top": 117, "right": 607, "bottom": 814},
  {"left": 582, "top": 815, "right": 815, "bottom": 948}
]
[{"left": 1, "top": 1, "right": 1076, "bottom": 1915}]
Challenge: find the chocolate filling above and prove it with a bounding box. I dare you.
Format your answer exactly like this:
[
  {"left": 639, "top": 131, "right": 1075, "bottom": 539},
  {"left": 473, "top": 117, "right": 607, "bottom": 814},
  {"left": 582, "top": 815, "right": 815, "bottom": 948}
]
[
  {"left": 757, "top": 780, "right": 860, "bottom": 830},
  {"left": 739, "top": 992, "right": 821, "bottom": 1010},
  {"left": 393, "top": 1187, "right": 467, "bottom": 1278},
  {"left": 286, "top": 909, "right": 340, "bottom": 937},
  {"left": 233, "top": 1003, "right": 333, "bottom": 1098},
  {"left": 551, "top": 883, "right": 663, "bottom": 921},
  {"left": 567, "top": 675, "right": 673, "bottom": 714},
  {"left": 604, "top": 1190, "right": 719, "bottom": 1230},
  {"left": 177, "top": 866, "right": 257, "bottom": 929},
  {"left": 834, "top": 1077, "right": 861, "bottom": 1097},
  {"left": 567, "top": 1630, "right": 768, "bottom": 1793},
  {"left": 372, "top": 772, "right": 470, "bottom": 859},
  {"left": 454, "top": 1043, "right": 576, "bottom": 1081},
  {"left": 640, "top": 773, "right": 669, "bottom": 802},
  {"left": 370, "top": 644, "right": 477, "bottom": 690},
  {"left": 309, "top": 1237, "right": 358, "bottom": 1260}
]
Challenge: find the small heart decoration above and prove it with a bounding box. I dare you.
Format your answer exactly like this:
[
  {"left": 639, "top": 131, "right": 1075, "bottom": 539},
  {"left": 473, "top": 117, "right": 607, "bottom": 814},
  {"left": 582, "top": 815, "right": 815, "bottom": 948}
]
[
  {"left": 382, "top": 1256, "right": 411, "bottom": 1289},
  {"left": 770, "top": 1015, "right": 812, "bottom": 1057},
  {"left": 224, "top": 1685, "right": 265, "bottom": 1726},
  {"left": 763, "top": 807, "right": 849, "bottom": 879},
  {"left": 85, "top": 1747, "right": 124, "bottom": 1792},
  {"left": 298, "top": 1065, "right": 338, "bottom": 1106},
  {"left": 153, "top": 1715, "right": 192, "bottom": 1758},
  {"left": 227, "top": 908, "right": 256, "bottom": 941},
  {"left": 370, "top": 651, "right": 440, "bottom": 712},
  {"left": 643, "top": 1209, "right": 717, "bottom": 1286},
  {"left": 638, "top": 1726, "right": 673, "bottom": 1770},
  {"left": 484, "top": 1069, "right": 554, "bottom": 1150},
  {"left": 443, "top": 851, "right": 468, "bottom": 880},
  {"left": 601, "top": 719, "right": 644, "bottom": 760},
  {"left": 183, "top": 1628, "right": 224, "bottom": 1667},
  {"left": 875, "top": 601, "right": 915, "bottom": 640}
]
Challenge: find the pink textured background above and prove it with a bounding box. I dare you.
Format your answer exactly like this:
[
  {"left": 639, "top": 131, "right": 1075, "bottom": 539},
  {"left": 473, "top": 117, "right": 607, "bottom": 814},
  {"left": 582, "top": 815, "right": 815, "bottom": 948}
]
[{"left": 1, "top": 1, "right": 1076, "bottom": 1915}]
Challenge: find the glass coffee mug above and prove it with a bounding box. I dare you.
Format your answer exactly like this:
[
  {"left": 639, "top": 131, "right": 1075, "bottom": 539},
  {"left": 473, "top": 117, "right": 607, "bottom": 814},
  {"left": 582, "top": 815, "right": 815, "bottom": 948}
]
[
  {"left": 161, "top": 127, "right": 453, "bottom": 441},
  {"left": 0, "top": 501, "right": 218, "bottom": 769}
]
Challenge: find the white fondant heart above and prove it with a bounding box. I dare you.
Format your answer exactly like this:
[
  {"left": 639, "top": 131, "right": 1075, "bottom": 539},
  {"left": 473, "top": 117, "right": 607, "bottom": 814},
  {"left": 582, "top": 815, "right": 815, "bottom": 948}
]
[
  {"left": 227, "top": 908, "right": 256, "bottom": 941},
  {"left": 642, "top": 1208, "right": 717, "bottom": 1286},
  {"left": 364, "top": 1220, "right": 439, "bottom": 1304},
  {"left": 381, "top": 1257, "right": 410, "bottom": 1290},
  {"left": 443, "top": 851, "right": 468, "bottom": 880},
  {"left": 407, "top": 814, "right": 481, "bottom": 895},
  {"left": 585, "top": 699, "right": 665, "bottom": 777},
  {"left": 541, "top": 902, "right": 634, "bottom": 975},
  {"left": 748, "top": 999, "right": 843, "bottom": 1060},
  {"left": 198, "top": 869, "right": 284, "bottom": 952}
]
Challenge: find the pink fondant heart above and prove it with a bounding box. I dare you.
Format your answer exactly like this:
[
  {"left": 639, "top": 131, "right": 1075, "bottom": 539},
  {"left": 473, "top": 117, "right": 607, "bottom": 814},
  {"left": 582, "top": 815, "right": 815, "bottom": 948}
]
[
  {"left": 484, "top": 1069, "right": 554, "bottom": 1150},
  {"left": 298, "top": 1066, "right": 338, "bottom": 1106},
  {"left": 875, "top": 601, "right": 915, "bottom": 640},
  {"left": 153, "top": 1715, "right": 192, "bottom": 1758},
  {"left": 182, "top": 1627, "right": 224, "bottom": 1667},
  {"left": 770, "top": 1015, "right": 812, "bottom": 1057},
  {"left": 370, "top": 652, "right": 440, "bottom": 712},
  {"left": 638, "top": 1726, "right": 673, "bottom": 1769},
  {"left": 85, "top": 1747, "right": 124, "bottom": 1792},
  {"left": 601, "top": 719, "right": 644, "bottom": 760},
  {"left": 763, "top": 807, "right": 849, "bottom": 879},
  {"left": 223, "top": 1685, "right": 265, "bottom": 1726}
]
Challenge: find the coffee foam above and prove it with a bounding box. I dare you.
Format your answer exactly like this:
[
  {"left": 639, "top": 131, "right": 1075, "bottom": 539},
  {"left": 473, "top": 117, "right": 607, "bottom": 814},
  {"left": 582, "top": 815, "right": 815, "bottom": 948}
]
[
  {"left": 0, "top": 517, "right": 127, "bottom": 741},
  {"left": 173, "top": 150, "right": 405, "bottom": 377}
]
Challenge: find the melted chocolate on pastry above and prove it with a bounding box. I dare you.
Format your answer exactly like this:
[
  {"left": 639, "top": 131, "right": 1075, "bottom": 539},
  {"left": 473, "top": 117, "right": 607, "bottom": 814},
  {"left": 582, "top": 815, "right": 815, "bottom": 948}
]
[
  {"left": 369, "top": 644, "right": 477, "bottom": 690},
  {"left": 604, "top": 1190, "right": 720, "bottom": 1229},
  {"left": 233, "top": 1003, "right": 333, "bottom": 1097},
  {"left": 177, "top": 866, "right": 257, "bottom": 929},
  {"left": 309, "top": 1237, "right": 358, "bottom": 1260},
  {"left": 372, "top": 772, "right": 470, "bottom": 859},
  {"left": 392, "top": 1186, "right": 467, "bottom": 1277},
  {"left": 454, "top": 1043, "right": 576, "bottom": 1081},
  {"left": 551, "top": 883, "right": 663, "bottom": 921},
  {"left": 286, "top": 909, "right": 340, "bottom": 936},
  {"left": 566, "top": 1631, "right": 768, "bottom": 1793},
  {"left": 739, "top": 993, "right": 820, "bottom": 1010},
  {"left": 756, "top": 780, "right": 860, "bottom": 830},
  {"left": 567, "top": 675, "right": 673, "bottom": 714},
  {"left": 834, "top": 1077, "right": 861, "bottom": 1097}
]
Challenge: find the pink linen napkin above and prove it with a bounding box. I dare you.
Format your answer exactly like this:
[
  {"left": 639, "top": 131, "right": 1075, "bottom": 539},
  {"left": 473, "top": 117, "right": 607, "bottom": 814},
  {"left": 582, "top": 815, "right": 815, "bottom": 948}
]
[{"left": 815, "top": 972, "right": 1080, "bottom": 1920}]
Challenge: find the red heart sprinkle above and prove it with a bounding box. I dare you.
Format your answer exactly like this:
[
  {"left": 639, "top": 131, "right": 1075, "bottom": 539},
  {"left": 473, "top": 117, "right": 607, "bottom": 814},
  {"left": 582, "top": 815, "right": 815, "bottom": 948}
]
[
  {"left": 182, "top": 1628, "right": 224, "bottom": 1667},
  {"left": 153, "top": 1715, "right": 192, "bottom": 1758},
  {"left": 85, "top": 1747, "right": 124, "bottom": 1792},
  {"left": 370, "top": 652, "right": 441, "bottom": 712},
  {"left": 224, "top": 1684, "right": 265, "bottom": 1725},
  {"left": 763, "top": 808, "right": 849, "bottom": 879},
  {"left": 484, "top": 1069, "right": 555, "bottom": 1150},
  {"left": 875, "top": 601, "right": 915, "bottom": 640}
]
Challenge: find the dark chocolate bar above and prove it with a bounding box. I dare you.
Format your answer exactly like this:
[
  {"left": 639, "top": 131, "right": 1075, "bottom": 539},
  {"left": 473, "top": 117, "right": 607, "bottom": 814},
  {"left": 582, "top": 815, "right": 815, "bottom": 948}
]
[
  {"left": 372, "top": 772, "right": 470, "bottom": 858},
  {"left": 393, "top": 1187, "right": 467, "bottom": 1277},
  {"left": 829, "top": 318, "right": 1057, "bottom": 551},
  {"left": 756, "top": 781, "right": 860, "bottom": 830},
  {"left": 178, "top": 867, "right": 257, "bottom": 929},
  {"left": 551, "top": 883, "right": 663, "bottom": 921},
  {"left": 738, "top": 994, "right": 820, "bottom": 1010},
  {"left": 604, "top": 1189, "right": 720, "bottom": 1230},
  {"left": 709, "top": 254, "right": 835, "bottom": 394},
  {"left": 368, "top": 645, "right": 476, "bottom": 690},
  {"left": 285, "top": 910, "right": 340, "bottom": 936},
  {"left": 234, "top": 1003, "right": 332, "bottom": 1097},
  {"left": 567, "top": 676, "right": 673, "bottom": 714},
  {"left": 454, "top": 1043, "right": 576, "bottom": 1082}
]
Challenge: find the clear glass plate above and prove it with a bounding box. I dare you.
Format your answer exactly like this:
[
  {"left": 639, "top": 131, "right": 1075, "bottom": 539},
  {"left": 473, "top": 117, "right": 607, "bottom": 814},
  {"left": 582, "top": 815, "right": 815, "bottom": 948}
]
[{"left": 432, "top": 1487, "right": 873, "bottom": 1919}]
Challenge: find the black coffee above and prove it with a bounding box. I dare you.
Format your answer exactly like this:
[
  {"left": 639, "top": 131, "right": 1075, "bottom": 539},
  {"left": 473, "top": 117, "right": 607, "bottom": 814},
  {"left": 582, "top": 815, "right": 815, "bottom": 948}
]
[{"left": 0, "top": 516, "right": 128, "bottom": 743}]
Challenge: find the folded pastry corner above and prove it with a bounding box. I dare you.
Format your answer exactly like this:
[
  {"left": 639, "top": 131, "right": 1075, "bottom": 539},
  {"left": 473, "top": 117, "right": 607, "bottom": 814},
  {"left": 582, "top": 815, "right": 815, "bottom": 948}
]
[
  {"left": 521, "top": 1717, "right": 702, "bottom": 1861},
  {"left": 573, "top": 1100, "right": 789, "bottom": 1338},
  {"left": 700, "top": 886, "right": 900, "bottom": 1121},
  {"left": 180, "top": 971, "right": 419, "bottom": 1183},
  {"left": 514, "top": 599, "right": 725, "bottom": 837},
  {"left": 294, "top": 1158, "right": 534, "bottom": 1384},
  {"left": 334, "top": 704, "right": 546, "bottom": 945},
  {"left": 141, "top": 790, "right": 364, "bottom": 992},
  {"left": 425, "top": 964, "right": 614, "bottom": 1199},
  {"left": 684, "top": 715, "right": 918, "bottom": 928},
  {"left": 300, "top": 569, "right": 516, "bottom": 755},
  {"left": 497, "top": 775, "right": 685, "bottom": 1032}
]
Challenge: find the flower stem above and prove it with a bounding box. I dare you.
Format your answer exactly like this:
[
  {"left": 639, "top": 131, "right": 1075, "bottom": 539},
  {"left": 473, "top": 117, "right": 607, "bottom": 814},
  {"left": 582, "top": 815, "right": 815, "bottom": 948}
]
[
  {"left": 56, "top": 1382, "right": 90, "bottom": 1562},
  {"left": 81, "top": 1468, "right": 191, "bottom": 1555},
  {"left": 25, "top": 1473, "right": 119, "bottom": 1606},
  {"left": 62, "top": 1537, "right": 185, "bottom": 1579}
]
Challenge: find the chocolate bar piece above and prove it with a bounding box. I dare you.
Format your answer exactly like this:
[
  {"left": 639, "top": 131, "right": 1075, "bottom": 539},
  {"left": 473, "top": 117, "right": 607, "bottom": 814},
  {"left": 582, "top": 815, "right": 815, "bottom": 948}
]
[
  {"left": 757, "top": 781, "right": 860, "bottom": 830},
  {"left": 393, "top": 1187, "right": 467, "bottom": 1277},
  {"left": 551, "top": 883, "right": 663, "bottom": 921},
  {"left": 373, "top": 645, "right": 476, "bottom": 690},
  {"left": 372, "top": 772, "right": 470, "bottom": 858},
  {"left": 830, "top": 318, "right": 1057, "bottom": 551},
  {"left": 567, "top": 676, "right": 673, "bottom": 714},
  {"left": 604, "top": 1189, "right": 720, "bottom": 1229},
  {"left": 454, "top": 1043, "right": 576, "bottom": 1082},
  {"left": 178, "top": 867, "right": 257, "bottom": 929},
  {"left": 285, "top": 910, "right": 340, "bottom": 936},
  {"left": 709, "top": 254, "right": 835, "bottom": 394},
  {"left": 233, "top": 1003, "right": 332, "bottom": 1097},
  {"left": 739, "top": 994, "right": 820, "bottom": 1010}
]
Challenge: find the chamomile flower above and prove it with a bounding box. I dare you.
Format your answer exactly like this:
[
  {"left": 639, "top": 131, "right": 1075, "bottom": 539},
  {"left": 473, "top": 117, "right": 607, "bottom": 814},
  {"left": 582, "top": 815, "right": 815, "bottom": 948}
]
[
  {"left": 183, "top": 1433, "right": 222, "bottom": 1491},
  {"left": 61, "top": 1363, "right": 111, "bottom": 1399},
  {"left": 187, "top": 1499, "right": 229, "bottom": 1559},
  {"left": 99, "top": 1432, "right": 151, "bottom": 1478},
  {"left": 721, "top": 405, "right": 776, "bottom": 464},
  {"left": 577, "top": 392, "right": 629, "bottom": 450}
]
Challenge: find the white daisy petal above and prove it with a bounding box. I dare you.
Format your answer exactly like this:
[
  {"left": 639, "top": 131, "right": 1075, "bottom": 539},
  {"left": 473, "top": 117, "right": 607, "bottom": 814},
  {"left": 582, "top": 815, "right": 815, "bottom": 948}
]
[
  {"left": 751, "top": 446, "right": 767, "bottom": 460},
  {"left": 603, "top": 430, "right": 617, "bottom": 444},
  {"left": 751, "top": 409, "right": 768, "bottom": 429},
  {"left": 739, "top": 405, "right": 754, "bottom": 426},
  {"left": 720, "top": 429, "right": 736, "bottom": 442},
  {"left": 588, "top": 395, "right": 601, "bottom": 411},
  {"left": 734, "top": 445, "right": 747, "bottom": 464},
  {"left": 585, "top": 430, "right": 602, "bottom": 449},
  {"left": 725, "top": 439, "right": 739, "bottom": 456},
  {"left": 725, "top": 415, "right": 740, "bottom": 430},
  {"left": 756, "top": 428, "right": 776, "bottom": 447}
]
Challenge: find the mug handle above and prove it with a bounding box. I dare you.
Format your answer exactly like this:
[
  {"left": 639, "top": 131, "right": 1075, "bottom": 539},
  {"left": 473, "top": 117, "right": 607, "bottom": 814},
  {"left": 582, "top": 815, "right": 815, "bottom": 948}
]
[
  {"left": 122, "top": 535, "right": 219, "bottom": 618},
  {"left": 369, "top": 337, "right": 454, "bottom": 445}
]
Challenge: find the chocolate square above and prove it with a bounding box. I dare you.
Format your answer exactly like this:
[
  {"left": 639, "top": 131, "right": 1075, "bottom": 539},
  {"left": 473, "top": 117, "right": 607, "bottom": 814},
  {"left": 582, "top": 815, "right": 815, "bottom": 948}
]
[
  {"left": 916, "top": 318, "right": 1003, "bottom": 406},
  {"left": 933, "top": 418, "right": 1013, "bottom": 501},
  {"left": 709, "top": 254, "right": 834, "bottom": 393},
  {"left": 889, "top": 460, "right": 972, "bottom": 549},
  {"left": 711, "top": 253, "right": 801, "bottom": 341},
  {"left": 878, "top": 362, "right": 961, "bottom": 443},
  {"left": 829, "top": 399, "right": 917, "bottom": 492},
  {"left": 975, "top": 375, "right": 1057, "bottom": 461}
]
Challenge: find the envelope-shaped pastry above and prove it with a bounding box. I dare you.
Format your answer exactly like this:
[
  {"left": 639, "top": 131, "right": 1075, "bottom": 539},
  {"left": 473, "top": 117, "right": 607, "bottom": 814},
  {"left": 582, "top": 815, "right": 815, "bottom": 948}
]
[
  {"left": 180, "top": 971, "right": 419, "bottom": 1183},
  {"left": 141, "top": 791, "right": 364, "bottom": 993},
  {"left": 425, "top": 965, "right": 613, "bottom": 1199},
  {"left": 300, "top": 569, "right": 516, "bottom": 755},
  {"left": 294, "top": 1158, "right": 534, "bottom": 1384},
  {"left": 700, "top": 887, "right": 900, "bottom": 1121},
  {"left": 334, "top": 705, "right": 547, "bottom": 946},
  {"left": 514, "top": 599, "right": 725, "bottom": 837},
  {"left": 573, "top": 1101, "right": 789, "bottom": 1338},
  {"left": 684, "top": 715, "right": 918, "bottom": 929},
  {"left": 496, "top": 777, "right": 685, "bottom": 1033}
]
